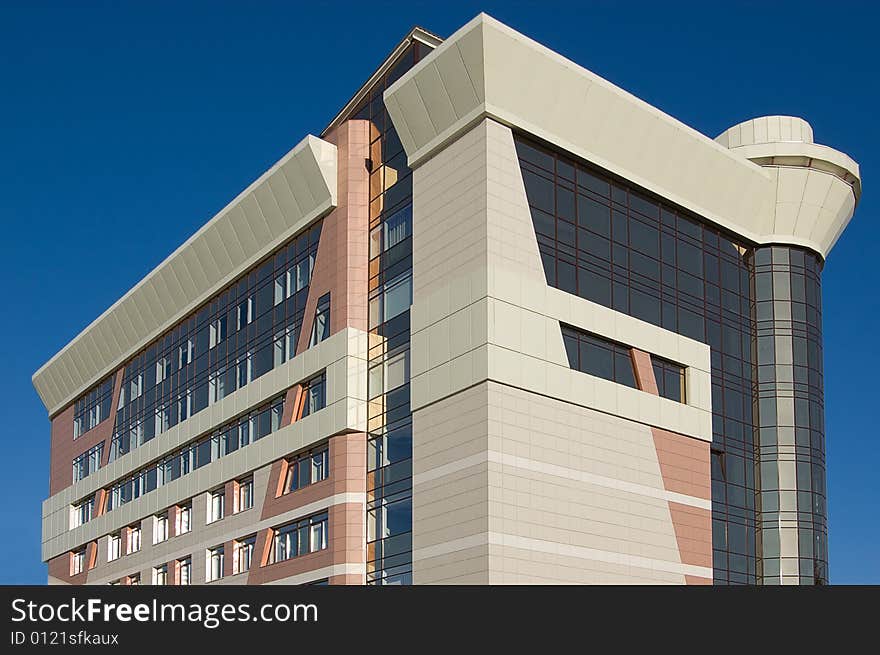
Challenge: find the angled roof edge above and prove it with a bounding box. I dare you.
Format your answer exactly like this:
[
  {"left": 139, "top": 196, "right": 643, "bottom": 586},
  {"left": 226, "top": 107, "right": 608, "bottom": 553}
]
[
  {"left": 322, "top": 26, "right": 443, "bottom": 137},
  {"left": 33, "top": 22, "right": 447, "bottom": 417},
  {"left": 384, "top": 12, "right": 860, "bottom": 261},
  {"left": 33, "top": 134, "right": 338, "bottom": 416}
]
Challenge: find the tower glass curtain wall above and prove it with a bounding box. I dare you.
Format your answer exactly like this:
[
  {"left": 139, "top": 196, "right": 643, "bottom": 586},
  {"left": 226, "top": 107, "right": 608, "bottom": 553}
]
[
  {"left": 348, "top": 40, "right": 433, "bottom": 584},
  {"left": 752, "top": 246, "right": 827, "bottom": 584}
]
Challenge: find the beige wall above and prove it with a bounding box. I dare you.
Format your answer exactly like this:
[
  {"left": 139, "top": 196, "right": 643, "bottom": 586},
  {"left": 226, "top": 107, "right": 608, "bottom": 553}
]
[
  {"left": 414, "top": 382, "right": 710, "bottom": 583},
  {"left": 409, "top": 117, "right": 712, "bottom": 584}
]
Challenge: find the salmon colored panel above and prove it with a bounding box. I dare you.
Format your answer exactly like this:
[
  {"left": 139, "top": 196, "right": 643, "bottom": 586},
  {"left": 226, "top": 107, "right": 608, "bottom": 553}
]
[
  {"left": 224, "top": 540, "right": 236, "bottom": 579},
  {"left": 668, "top": 502, "right": 713, "bottom": 569},
  {"left": 632, "top": 345, "right": 713, "bottom": 580},
  {"left": 296, "top": 120, "right": 370, "bottom": 355},
  {"left": 652, "top": 428, "right": 712, "bottom": 500},
  {"left": 684, "top": 575, "right": 713, "bottom": 585},
  {"left": 630, "top": 348, "right": 659, "bottom": 395},
  {"left": 329, "top": 573, "right": 363, "bottom": 585},
  {"left": 94, "top": 488, "right": 108, "bottom": 517},
  {"left": 249, "top": 434, "right": 367, "bottom": 585},
  {"left": 280, "top": 384, "right": 303, "bottom": 427},
  {"left": 167, "top": 505, "right": 180, "bottom": 538},
  {"left": 248, "top": 502, "right": 364, "bottom": 586}
]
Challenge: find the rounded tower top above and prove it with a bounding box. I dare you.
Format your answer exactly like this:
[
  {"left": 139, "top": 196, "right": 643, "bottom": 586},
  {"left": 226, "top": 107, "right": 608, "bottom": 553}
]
[
  {"left": 715, "top": 115, "right": 813, "bottom": 148},
  {"left": 714, "top": 115, "right": 860, "bottom": 259}
]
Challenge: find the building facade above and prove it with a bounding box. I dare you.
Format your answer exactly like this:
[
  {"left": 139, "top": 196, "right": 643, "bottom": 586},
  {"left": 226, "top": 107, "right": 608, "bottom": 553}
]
[{"left": 34, "top": 14, "right": 860, "bottom": 585}]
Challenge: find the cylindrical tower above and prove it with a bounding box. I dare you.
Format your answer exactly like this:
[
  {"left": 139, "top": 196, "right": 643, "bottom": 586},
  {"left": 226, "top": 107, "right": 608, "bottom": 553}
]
[
  {"left": 751, "top": 244, "right": 827, "bottom": 583},
  {"left": 716, "top": 116, "right": 860, "bottom": 583}
]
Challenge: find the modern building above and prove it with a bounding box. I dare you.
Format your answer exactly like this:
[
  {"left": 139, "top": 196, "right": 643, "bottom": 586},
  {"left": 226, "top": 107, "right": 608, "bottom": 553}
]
[{"left": 33, "top": 14, "right": 860, "bottom": 586}]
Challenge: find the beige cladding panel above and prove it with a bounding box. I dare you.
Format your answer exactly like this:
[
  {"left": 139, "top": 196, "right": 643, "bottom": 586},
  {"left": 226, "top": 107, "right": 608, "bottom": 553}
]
[
  {"left": 385, "top": 14, "right": 859, "bottom": 260},
  {"left": 412, "top": 382, "right": 700, "bottom": 584},
  {"left": 41, "top": 327, "right": 369, "bottom": 562},
  {"left": 58, "top": 434, "right": 369, "bottom": 585},
  {"left": 33, "top": 135, "right": 338, "bottom": 416},
  {"left": 717, "top": 117, "right": 860, "bottom": 257}
]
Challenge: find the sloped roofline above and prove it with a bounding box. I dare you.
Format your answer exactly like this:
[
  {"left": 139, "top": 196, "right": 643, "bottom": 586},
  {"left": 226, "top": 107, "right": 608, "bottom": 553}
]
[{"left": 322, "top": 26, "right": 442, "bottom": 137}]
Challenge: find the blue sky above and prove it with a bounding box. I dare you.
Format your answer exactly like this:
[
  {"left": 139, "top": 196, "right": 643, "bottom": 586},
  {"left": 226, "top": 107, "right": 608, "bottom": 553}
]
[{"left": 0, "top": 1, "right": 876, "bottom": 584}]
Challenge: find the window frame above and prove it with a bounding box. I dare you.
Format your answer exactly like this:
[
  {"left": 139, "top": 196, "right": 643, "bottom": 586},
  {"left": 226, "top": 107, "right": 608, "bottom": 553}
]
[
  {"left": 153, "top": 513, "right": 169, "bottom": 544},
  {"left": 237, "top": 477, "right": 254, "bottom": 513},
  {"left": 71, "top": 548, "right": 86, "bottom": 576},
  {"left": 207, "top": 545, "right": 225, "bottom": 582},
  {"left": 107, "top": 533, "right": 122, "bottom": 562},
  {"left": 208, "top": 489, "right": 225, "bottom": 524}
]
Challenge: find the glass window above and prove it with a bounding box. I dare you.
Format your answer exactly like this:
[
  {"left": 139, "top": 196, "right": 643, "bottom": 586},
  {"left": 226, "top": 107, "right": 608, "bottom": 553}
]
[
  {"left": 72, "top": 443, "right": 104, "bottom": 482},
  {"left": 207, "top": 546, "right": 225, "bottom": 582},
  {"left": 70, "top": 497, "right": 94, "bottom": 529},
  {"left": 301, "top": 373, "right": 326, "bottom": 418},
  {"left": 652, "top": 356, "right": 686, "bottom": 403},
  {"left": 274, "top": 274, "right": 287, "bottom": 306},
  {"left": 71, "top": 548, "right": 86, "bottom": 576},
  {"left": 384, "top": 204, "right": 412, "bottom": 251},
  {"left": 128, "top": 526, "right": 141, "bottom": 553},
  {"left": 285, "top": 445, "right": 329, "bottom": 493},
  {"left": 108, "top": 533, "right": 121, "bottom": 562},
  {"left": 295, "top": 254, "right": 313, "bottom": 292},
  {"left": 368, "top": 496, "right": 412, "bottom": 542},
  {"left": 178, "top": 339, "right": 194, "bottom": 368},
  {"left": 561, "top": 326, "right": 637, "bottom": 389},
  {"left": 153, "top": 513, "right": 168, "bottom": 544},
  {"left": 360, "top": 46, "right": 422, "bottom": 586},
  {"left": 155, "top": 356, "right": 169, "bottom": 384},
  {"left": 177, "top": 503, "right": 192, "bottom": 534},
  {"left": 236, "top": 297, "right": 253, "bottom": 330},
  {"left": 309, "top": 293, "right": 331, "bottom": 346},
  {"left": 236, "top": 353, "right": 253, "bottom": 389},
  {"left": 178, "top": 557, "right": 192, "bottom": 586},
  {"left": 383, "top": 274, "right": 411, "bottom": 323},
  {"left": 208, "top": 490, "right": 225, "bottom": 523},
  {"left": 235, "top": 536, "right": 256, "bottom": 574},
  {"left": 310, "top": 517, "right": 327, "bottom": 552},
  {"left": 311, "top": 450, "right": 328, "bottom": 484},
  {"left": 274, "top": 523, "right": 297, "bottom": 563},
  {"left": 238, "top": 477, "right": 254, "bottom": 512},
  {"left": 521, "top": 169, "right": 555, "bottom": 213},
  {"left": 73, "top": 375, "right": 114, "bottom": 439},
  {"left": 270, "top": 512, "right": 328, "bottom": 564}
]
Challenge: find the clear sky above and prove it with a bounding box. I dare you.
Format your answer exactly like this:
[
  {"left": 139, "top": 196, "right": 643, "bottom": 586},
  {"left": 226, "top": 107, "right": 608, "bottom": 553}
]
[{"left": 1, "top": 0, "right": 876, "bottom": 584}]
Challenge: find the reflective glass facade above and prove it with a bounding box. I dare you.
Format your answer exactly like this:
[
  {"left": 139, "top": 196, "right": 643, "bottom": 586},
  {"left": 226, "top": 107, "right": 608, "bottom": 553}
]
[
  {"left": 106, "top": 393, "right": 288, "bottom": 513},
  {"left": 72, "top": 443, "right": 104, "bottom": 482},
  {"left": 73, "top": 375, "right": 114, "bottom": 439},
  {"left": 109, "top": 222, "right": 321, "bottom": 463},
  {"left": 346, "top": 39, "right": 433, "bottom": 585},
  {"left": 515, "top": 134, "right": 759, "bottom": 584},
  {"left": 561, "top": 325, "right": 639, "bottom": 389},
  {"left": 752, "top": 245, "right": 827, "bottom": 584}
]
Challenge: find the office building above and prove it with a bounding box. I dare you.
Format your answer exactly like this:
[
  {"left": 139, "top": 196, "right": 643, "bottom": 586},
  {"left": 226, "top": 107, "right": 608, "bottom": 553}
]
[{"left": 34, "top": 14, "right": 860, "bottom": 585}]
